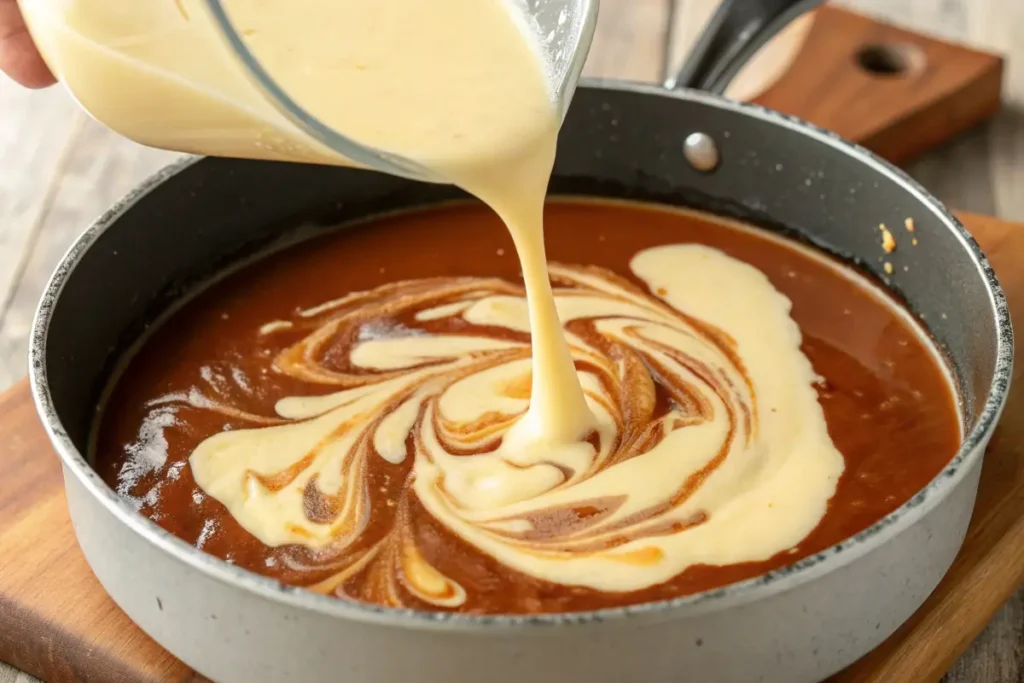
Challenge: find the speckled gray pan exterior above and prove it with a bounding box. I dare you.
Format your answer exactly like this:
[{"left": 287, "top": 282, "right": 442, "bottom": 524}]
[{"left": 30, "top": 83, "right": 1012, "bottom": 683}]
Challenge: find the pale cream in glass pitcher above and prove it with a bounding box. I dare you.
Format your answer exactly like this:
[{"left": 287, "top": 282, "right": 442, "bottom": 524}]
[
  {"left": 23, "top": 0, "right": 611, "bottom": 462},
  {"left": 18, "top": 0, "right": 598, "bottom": 181}
]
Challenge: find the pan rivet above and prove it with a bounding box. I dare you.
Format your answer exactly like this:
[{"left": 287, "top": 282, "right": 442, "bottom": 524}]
[{"left": 684, "top": 133, "right": 719, "bottom": 172}]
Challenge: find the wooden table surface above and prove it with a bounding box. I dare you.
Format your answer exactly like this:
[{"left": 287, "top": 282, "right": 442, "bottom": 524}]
[{"left": 1, "top": 1, "right": 1022, "bottom": 681}]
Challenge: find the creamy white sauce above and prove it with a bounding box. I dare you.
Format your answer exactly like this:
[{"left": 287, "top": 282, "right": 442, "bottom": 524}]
[{"left": 189, "top": 247, "right": 845, "bottom": 595}]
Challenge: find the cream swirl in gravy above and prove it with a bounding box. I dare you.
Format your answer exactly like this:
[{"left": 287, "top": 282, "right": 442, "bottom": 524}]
[
  {"left": 60, "top": 0, "right": 844, "bottom": 603},
  {"left": 189, "top": 246, "right": 844, "bottom": 601}
]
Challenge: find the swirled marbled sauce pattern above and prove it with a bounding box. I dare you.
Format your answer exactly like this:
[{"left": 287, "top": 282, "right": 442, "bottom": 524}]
[
  {"left": 96, "top": 200, "right": 961, "bottom": 614},
  {"left": 187, "top": 244, "right": 843, "bottom": 603}
]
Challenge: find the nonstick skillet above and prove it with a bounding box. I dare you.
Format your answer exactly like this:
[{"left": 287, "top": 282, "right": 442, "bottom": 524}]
[{"left": 29, "top": 1, "right": 1011, "bottom": 682}]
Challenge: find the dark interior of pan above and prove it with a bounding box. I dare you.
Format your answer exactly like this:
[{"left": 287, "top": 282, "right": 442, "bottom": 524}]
[{"left": 37, "top": 86, "right": 1004, "bottom": 463}]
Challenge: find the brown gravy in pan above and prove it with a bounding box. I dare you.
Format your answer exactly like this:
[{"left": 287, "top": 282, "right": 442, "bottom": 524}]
[{"left": 95, "top": 199, "right": 960, "bottom": 614}]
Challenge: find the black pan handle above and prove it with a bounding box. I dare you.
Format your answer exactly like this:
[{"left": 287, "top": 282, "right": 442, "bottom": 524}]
[{"left": 665, "top": 0, "right": 824, "bottom": 94}]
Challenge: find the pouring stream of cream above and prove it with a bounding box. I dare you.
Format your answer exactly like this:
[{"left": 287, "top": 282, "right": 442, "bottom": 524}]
[
  {"left": 24, "top": 0, "right": 594, "bottom": 442},
  {"left": 227, "top": 0, "right": 599, "bottom": 449},
  {"left": 53, "top": 0, "right": 845, "bottom": 601}
]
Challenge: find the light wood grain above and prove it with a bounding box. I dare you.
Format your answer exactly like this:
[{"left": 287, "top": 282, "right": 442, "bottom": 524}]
[
  {"left": 0, "top": 86, "right": 81, "bottom": 389},
  {"left": 668, "top": 0, "right": 818, "bottom": 101},
  {"left": 0, "top": 671, "right": 40, "bottom": 683},
  {"left": 0, "top": 83, "right": 177, "bottom": 390},
  {"left": 0, "top": 117, "right": 176, "bottom": 390},
  {"left": 583, "top": 0, "right": 672, "bottom": 82},
  {"left": 1, "top": 0, "right": 1023, "bottom": 681}
]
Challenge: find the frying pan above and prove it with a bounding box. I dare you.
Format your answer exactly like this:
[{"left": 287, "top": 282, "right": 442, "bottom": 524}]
[{"left": 28, "top": 1, "right": 1012, "bottom": 681}]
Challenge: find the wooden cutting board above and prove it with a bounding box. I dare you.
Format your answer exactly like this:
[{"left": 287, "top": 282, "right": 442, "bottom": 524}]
[
  {"left": 0, "top": 4, "right": 1015, "bottom": 683},
  {"left": 738, "top": 5, "right": 1003, "bottom": 164}
]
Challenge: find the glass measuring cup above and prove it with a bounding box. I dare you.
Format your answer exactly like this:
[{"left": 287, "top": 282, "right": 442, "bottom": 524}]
[{"left": 18, "top": 0, "right": 599, "bottom": 183}]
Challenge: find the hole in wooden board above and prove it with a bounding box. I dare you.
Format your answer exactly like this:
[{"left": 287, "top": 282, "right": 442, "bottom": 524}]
[{"left": 855, "top": 43, "right": 926, "bottom": 78}]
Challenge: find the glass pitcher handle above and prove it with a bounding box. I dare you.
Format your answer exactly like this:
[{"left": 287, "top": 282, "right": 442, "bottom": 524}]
[{"left": 665, "top": 0, "right": 823, "bottom": 94}]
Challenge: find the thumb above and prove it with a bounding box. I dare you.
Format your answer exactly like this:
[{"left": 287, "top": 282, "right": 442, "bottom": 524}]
[{"left": 0, "top": 0, "right": 56, "bottom": 89}]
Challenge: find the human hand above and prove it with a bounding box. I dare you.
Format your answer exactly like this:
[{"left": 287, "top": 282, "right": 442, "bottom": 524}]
[{"left": 1, "top": 0, "right": 55, "bottom": 88}]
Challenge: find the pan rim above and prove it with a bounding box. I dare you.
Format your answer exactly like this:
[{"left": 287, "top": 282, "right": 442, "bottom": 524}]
[{"left": 28, "top": 80, "right": 1014, "bottom": 631}]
